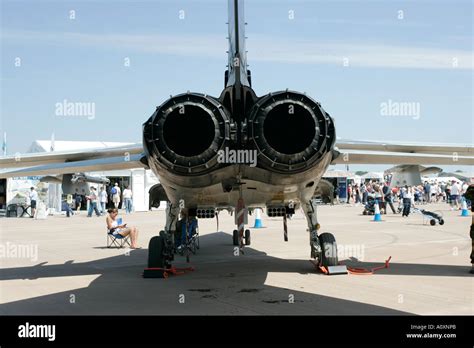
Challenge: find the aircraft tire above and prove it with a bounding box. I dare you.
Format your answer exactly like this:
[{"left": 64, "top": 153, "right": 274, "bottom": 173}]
[
  {"left": 244, "top": 229, "right": 251, "bottom": 245},
  {"left": 233, "top": 229, "right": 239, "bottom": 246},
  {"left": 148, "top": 235, "right": 166, "bottom": 268},
  {"left": 319, "top": 232, "right": 338, "bottom": 267}
]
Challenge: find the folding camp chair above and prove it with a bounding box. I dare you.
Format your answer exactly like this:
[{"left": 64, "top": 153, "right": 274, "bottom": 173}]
[
  {"left": 176, "top": 224, "right": 200, "bottom": 256},
  {"left": 107, "top": 230, "right": 131, "bottom": 248},
  {"left": 186, "top": 226, "right": 200, "bottom": 254}
]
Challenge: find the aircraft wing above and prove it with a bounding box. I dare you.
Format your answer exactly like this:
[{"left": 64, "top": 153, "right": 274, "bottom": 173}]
[
  {"left": 333, "top": 139, "right": 474, "bottom": 166},
  {"left": 0, "top": 144, "right": 146, "bottom": 178},
  {"left": 1, "top": 139, "right": 473, "bottom": 178}
]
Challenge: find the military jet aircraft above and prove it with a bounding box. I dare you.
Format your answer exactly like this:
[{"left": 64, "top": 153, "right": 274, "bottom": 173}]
[{"left": 1, "top": 0, "right": 473, "bottom": 270}]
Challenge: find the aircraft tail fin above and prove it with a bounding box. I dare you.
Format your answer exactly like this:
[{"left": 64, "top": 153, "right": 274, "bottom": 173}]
[{"left": 226, "top": 0, "right": 250, "bottom": 88}]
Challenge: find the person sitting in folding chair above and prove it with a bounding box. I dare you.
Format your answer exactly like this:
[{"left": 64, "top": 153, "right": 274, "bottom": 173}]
[{"left": 106, "top": 208, "right": 140, "bottom": 249}]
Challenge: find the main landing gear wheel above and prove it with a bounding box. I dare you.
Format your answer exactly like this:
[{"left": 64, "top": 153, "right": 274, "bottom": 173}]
[
  {"left": 233, "top": 229, "right": 239, "bottom": 246},
  {"left": 148, "top": 235, "right": 166, "bottom": 268},
  {"left": 319, "top": 232, "right": 338, "bottom": 267},
  {"left": 244, "top": 229, "right": 251, "bottom": 245}
]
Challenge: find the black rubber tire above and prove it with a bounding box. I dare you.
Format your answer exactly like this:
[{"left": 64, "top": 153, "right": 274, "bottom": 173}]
[
  {"left": 233, "top": 229, "right": 239, "bottom": 246},
  {"left": 244, "top": 229, "right": 251, "bottom": 245},
  {"left": 319, "top": 232, "right": 338, "bottom": 267},
  {"left": 148, "top": 235, "right": 165, "bottom": 268},
  {"left": 430, "top": 219, "right": 436, "bottom": 226},
  {"left": 439, "top": 219, "right": 445, "bottom": 225},
  {"left": 363, "top": 210, "right": 367, "bottom": 215}
]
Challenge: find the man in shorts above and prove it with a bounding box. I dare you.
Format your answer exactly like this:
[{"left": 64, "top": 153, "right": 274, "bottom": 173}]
[
  {"left": 111, "top": 183, "right": 121, "bottom": 209},
  {"left": 450, "top": 180, "right": 461, "bottom": 210}
]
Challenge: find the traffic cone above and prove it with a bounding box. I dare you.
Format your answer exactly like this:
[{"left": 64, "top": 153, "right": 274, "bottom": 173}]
[
  {"left": 373, "top": 202, "right": 382, "bottom": 222},
  {"left": 461, "top": 200, "right": 470, "bottom": 217},
  {"left": 253, "top": 208, "right": 263, "bottom": 228}
]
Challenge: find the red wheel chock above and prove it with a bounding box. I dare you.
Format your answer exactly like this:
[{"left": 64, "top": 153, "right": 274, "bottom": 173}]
[
  {"left": 311, "top": 256, "right": 392, "bottom": 276},
  {"left": 310, "top": 260, "right": 348, "bottom": 275}
]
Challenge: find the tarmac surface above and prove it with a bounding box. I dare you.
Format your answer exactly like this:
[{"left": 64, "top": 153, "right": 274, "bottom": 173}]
[{"left": 0, "top": 203, "right": 472, "bottom": 315}]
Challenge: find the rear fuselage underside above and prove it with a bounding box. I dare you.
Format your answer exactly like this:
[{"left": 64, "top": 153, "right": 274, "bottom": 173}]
[{"left": 148, "top": 151, "right": 333, "bottom": 210}]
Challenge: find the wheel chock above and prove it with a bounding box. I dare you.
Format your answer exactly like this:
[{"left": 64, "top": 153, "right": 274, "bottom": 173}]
[
  {"left": 311, "top": 256, "right": 391, "bottom": 276},
  {"left": 310, "top": 260, "right": 348, "bottom": 275},
  {"left": 325, "top": 265, "right": 348, "bottom": 275}
]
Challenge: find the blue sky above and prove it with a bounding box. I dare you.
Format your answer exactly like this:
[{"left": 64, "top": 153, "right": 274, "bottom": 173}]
[{"left": 1, "top": 0, "right": 472, "bottom": 171}]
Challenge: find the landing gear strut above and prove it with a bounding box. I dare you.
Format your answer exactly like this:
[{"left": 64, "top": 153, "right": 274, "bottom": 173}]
[
  {"left": 302, "top": 198, "right": 338, "bottom": 267},
  {"left": 232, "top": 175, "right": 249, "bottom": 251}
]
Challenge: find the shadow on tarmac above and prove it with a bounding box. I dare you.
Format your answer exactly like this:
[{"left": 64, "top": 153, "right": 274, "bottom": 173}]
[{"left": 1, "top": 231, "right": 461, "bottom": 315}]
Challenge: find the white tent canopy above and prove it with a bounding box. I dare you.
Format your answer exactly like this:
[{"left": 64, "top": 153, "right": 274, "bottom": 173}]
[
  {"left": 360, "top": 172, "right": 384, "bottom": 180},
  {"left": 323, "top": 170, "right": 354, "bottom": 178}
]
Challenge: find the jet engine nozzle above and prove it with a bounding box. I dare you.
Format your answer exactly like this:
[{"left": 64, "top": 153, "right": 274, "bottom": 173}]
[
  {"left": 143, "top": 92, "right": 231, "bottom": 175},
  {"left": 249, "top": 90, "right": 335, "bottom": 173}
]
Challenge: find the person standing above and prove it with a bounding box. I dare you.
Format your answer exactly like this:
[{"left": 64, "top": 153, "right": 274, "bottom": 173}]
[
  {"left": 99, "top": 187, "right": 108, "bottom": 215},
  {"left": 347, "top": 184, "right": 352, "bottom": 204},
  {"left": 111, "top": 183, "right": 121, "bottom": 209},
  {"left": 373, "top": 182, "right": 384, "bottom": 212},
  {"left": 450, "top": 180, "right": 461, "bottom": 210},
  {"left": 87, "top": 187, "right": 101, "bottom": 217},
  {"left": 430, "top": 182, "right": 439, "bottom": 203},
  {"left": 74, "top": 189, "right": 83, "bottom": 213},
  {"left": 440, "top": 182, "right": 446, "bottom": 202},
  {"left": 445, "top": 182, "right": 452, "bottom": 205},
  {"left": 354, "top": 184, "right": 361, "bottom": 205},
  {"left": 360, "top": 184, "right": 367, "bottom": 205},
  {"left": 66, "top": 193, "right": 74, "bottom": 217},
  {"left": 402, "top": 186, "right": 413, "bottom": 217},
  {"left": 462, "top": 181, "right": 469, "bottom": 200},
  {"left": 123, "top": 185, "right": 133, "bottom": 214},
  {"left": 462, "top": 184, "right": 474, "bottom": 274},
  {"left": 28, "top": 187, "right": 38, "bottom": 218},
  {"left": 383, "top": 182, "right": 396, "bottom": 214},
  {"left": 423, "top": 181, "right": 431, "bottom": 203}
]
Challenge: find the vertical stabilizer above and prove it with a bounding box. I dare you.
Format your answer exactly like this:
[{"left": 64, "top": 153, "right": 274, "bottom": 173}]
[{"left": 226, "top": 0, "right": 250, "bottom": 88}]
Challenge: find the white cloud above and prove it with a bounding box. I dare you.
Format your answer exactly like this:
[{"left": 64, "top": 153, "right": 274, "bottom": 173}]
[
  {"left": 3, "top": 30, "right": 473, "bottom": 70},
  {"left": 248, "top": 36, "right": 473, "bottom": 69}
]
